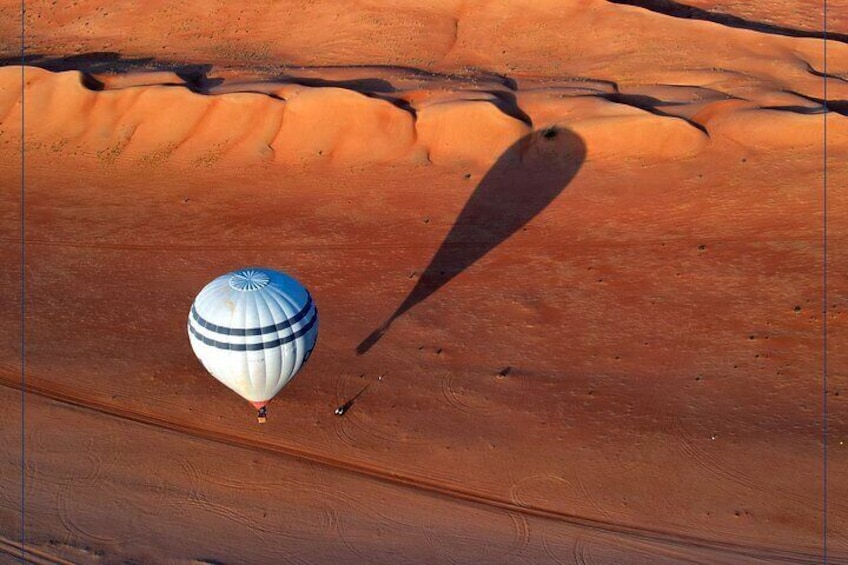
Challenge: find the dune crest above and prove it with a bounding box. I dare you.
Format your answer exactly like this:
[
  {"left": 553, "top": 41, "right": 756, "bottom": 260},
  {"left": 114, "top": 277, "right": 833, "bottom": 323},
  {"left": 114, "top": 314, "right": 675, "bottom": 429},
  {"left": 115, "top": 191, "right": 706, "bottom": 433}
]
[
  {"left": 3, "top": 65, "right": 846, "bottom": 166},
  {"left": 271, "top": 87, "right": 417, "bottom": 164},
  {"left": 416, "top": 100, "right": 532, "bottom": 165}
]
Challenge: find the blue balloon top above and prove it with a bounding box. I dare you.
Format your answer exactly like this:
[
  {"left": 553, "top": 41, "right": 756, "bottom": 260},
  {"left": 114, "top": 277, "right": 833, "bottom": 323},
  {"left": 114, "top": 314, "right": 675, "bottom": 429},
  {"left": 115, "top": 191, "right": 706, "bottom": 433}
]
[
  {"left": 191, "top": 267, "right": 312, "bottom": 333},
  {"left": 228, "top": 269, "right": 272, "bottom": 292}
]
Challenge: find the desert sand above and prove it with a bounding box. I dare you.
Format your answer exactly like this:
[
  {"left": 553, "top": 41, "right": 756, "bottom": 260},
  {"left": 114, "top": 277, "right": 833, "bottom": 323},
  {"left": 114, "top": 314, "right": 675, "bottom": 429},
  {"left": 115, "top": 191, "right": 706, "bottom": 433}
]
[{"left": 0, "top": 0, "right": 846, "bottom": 563}]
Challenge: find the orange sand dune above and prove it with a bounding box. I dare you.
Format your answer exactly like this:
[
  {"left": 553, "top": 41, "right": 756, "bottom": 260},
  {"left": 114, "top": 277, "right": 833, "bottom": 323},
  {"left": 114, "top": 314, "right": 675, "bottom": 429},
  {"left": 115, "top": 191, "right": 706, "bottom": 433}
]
[
  {"left": 3, "top": 64, "right": 847, "bottom": 167},
  {"left": 0, "top": 0, "right": 846, "bottom": 563}
]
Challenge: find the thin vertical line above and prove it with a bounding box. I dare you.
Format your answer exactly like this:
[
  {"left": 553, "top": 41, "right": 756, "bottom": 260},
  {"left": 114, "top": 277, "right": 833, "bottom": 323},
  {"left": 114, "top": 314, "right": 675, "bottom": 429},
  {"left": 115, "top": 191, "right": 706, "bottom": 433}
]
[
  {"left": 822, "top": 0, "right": 828, "bottom": 560},
  {"left": 21, "top": 0, "right": 26, "bottom": 562},
  {"left": 19, "top": 0, "right": 25, "bottom": 562},
  {"left": 19, "top": 14, "right": 24, "bottom": 565}
]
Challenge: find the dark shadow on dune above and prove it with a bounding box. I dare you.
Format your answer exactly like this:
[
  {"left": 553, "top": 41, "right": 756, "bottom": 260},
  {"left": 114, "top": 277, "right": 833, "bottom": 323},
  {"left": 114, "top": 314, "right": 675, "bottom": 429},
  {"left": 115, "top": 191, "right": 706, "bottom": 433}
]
[
  {"left": 277, "top": 64, "right": 518, "bottom": 90},
  {"left": 607, "top": 0, "right": 848, "bottom": 43},
  {"left": 604, "top": 93, "right": 679, "bottom": 108},
  {"left": 273, "top": 74, "right": 397, "bottom": 93},
  {"left": 267, "top": 73, "right": 523, "bottom": 119},
  {"left": 488, "top": 90, "right": 533, "bottom": 126},
  {"left": 761, "top": 105, "right": 828, "bottom": 114},
  {"left": 780, "top": 92, "right": 848, "bottom": 116},
  {"left": 805, "top": 63, "right": 848, "bottom": 83},
  {"left": 266, "top": 73, "right": 417, "bottom": 114},
  {"left": 356, "top": 127, "right": 586, "bottom": 354},
  {"left": 0, "top": 52, "right": 224, "bottom": 92},
  {"left": 599, "top": 93, "right": 709, "bottom": 133}
]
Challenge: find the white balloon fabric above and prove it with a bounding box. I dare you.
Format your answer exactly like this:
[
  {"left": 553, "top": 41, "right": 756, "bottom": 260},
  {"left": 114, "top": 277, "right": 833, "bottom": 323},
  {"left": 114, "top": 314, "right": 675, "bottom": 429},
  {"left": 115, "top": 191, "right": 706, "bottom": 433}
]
[{"left": 188, "top": 268, "right": 318, "bottom": 411}]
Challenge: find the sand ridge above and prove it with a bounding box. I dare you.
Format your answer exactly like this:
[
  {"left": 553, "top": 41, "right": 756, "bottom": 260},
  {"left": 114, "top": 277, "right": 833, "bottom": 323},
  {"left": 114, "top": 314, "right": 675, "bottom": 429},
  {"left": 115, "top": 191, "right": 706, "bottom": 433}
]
[
  {"left": 3, "top": 61, "right": 847, "bottom": 167},
  {"left": 4, "top": 0, "right": 848, "bottom": 167}
]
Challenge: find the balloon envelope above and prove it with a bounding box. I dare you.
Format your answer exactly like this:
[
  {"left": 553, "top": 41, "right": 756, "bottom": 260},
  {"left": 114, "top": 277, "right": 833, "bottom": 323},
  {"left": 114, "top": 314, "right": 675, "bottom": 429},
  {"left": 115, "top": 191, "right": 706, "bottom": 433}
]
[{"left": 188, "top": 268, "right": 319, "bottom": 405}]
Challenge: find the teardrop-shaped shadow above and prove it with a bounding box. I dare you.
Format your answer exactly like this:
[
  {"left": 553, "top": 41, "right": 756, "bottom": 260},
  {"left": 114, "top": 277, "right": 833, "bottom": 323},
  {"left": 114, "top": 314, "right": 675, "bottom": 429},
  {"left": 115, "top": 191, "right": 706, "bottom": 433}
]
[{"left": 357, "top": 127, "right": 586, "bottom": 354}]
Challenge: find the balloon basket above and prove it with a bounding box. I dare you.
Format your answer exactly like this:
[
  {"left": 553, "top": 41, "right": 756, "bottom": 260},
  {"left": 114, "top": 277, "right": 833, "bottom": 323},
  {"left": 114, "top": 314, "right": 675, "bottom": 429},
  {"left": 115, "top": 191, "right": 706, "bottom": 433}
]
[{"left": 254, "top": 403, "right": 268, "bottom": 424}]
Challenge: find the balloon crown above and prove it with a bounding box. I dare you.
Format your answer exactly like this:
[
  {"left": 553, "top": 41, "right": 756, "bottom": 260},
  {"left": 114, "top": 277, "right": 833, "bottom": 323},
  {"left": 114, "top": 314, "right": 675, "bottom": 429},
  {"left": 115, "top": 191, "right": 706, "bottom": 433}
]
[{"left": 228, "top": 269, "right": 272, "bottom": 292}]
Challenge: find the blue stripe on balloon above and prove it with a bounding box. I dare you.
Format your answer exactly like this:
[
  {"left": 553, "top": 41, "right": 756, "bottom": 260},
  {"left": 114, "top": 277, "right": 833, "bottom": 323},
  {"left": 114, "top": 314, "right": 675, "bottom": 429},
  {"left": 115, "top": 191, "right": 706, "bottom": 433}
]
[
  {"left": 191, "top": 294, "right": 314, "bottom": 336},
  {"left": 188, "top": 309, "right": 318, "bottom": 352}
]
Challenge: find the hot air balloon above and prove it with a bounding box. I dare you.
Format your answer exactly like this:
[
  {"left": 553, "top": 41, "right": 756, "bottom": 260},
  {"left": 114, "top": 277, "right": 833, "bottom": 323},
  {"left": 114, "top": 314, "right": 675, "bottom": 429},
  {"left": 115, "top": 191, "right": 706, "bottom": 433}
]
[{"left": 188, "top": 268, "right": 319, "bottom": 423}]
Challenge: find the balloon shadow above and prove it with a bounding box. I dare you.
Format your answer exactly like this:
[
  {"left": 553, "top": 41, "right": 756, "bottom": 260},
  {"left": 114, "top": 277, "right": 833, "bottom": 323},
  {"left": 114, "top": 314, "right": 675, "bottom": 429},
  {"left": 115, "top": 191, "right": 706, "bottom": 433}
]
[{"left": 357, "top": 126, "right": 586, "bottom": 354}]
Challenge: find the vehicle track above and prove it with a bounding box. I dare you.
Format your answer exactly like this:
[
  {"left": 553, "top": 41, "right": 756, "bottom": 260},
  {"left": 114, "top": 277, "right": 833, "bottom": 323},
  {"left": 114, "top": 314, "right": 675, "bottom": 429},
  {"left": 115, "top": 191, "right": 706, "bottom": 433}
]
[
  {"left": 670, "top": 413, "right": 843, "bottom": 516},
  {"left": 0, "top": 536, "right": 78, "bottom": 565},
  {"left": 55, "top": 482, "right": 147, "bottom": 547},
  {"left": 177, "top": 458, "right": 280, "bottom": 539},
  {"left": 319, "top": 482, "right": 422, "bottom": 562},
  {"left": 440, "top": 370, "right": 500, "bottom": 417},
  {"left": 1, "top": 376, "right": 832, "bottom": 565},
  {"left": 509, "top": 473, "right": 578, "bottom": 510},
  {"left": 539, "top": 531, "right": 572, "bottom": 565},
  {"left": 440, "top": 365, "right": 531, "bottom": 418},
  {"left": 572, "top": 536, "right": 596, "bottom": 565},
  {"left": 2, "top": 237, "right": 439, "bottom": 252},
  {"left": 175, "top": 453, "right": 318, "bottom": 495},
  {"left": 332, "top": 372, "right": 431, "bottom": 448},
  {"left": 0, "top": 233, "right": 825, "bottom": 253},
  {"left": 421, "top": 504, "right": 531, "bottom": 565}
]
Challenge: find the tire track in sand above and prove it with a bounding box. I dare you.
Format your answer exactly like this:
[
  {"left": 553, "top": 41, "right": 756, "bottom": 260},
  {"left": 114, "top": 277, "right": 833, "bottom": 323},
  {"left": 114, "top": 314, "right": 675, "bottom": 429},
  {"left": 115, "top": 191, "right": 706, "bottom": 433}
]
[
  {"left": 175, "top": 458, "right": 279, "bottom": 539},
  {"left": 55, "top": 481, "right": 149, "bottom": 547},
  {"left": 543, "top": 530, "right": 772, "bottom": 565},
  {"left": 0, "top": 536, "right": 78, "bottom": 565},
  {"left": 512, "top": 476, "right": 607, "bottom": 565},
  {"left": 421, "top": 505, "right": 530, "bottom": 565},
  {"left": 0, "top": 376, "right": 830, "bottom": 565},
  {"left": 669, "top": 413, "right": 842, "bottom": 516},
  {"left": 314, "top": 486, "right": 421, "bottom": 563},
  {"left": 572, "top": 537, "right": 598, "bottom": 565},
  {"left": 440, "top": 367, "right": 530, "bottom": 417},
  {"left": 332, "top": 372, "right": 431, "bottom": 449}
]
